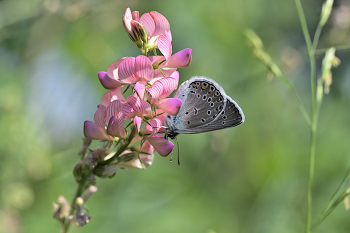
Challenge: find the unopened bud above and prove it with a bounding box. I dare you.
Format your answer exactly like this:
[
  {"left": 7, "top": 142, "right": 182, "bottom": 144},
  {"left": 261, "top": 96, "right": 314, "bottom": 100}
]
[
  {"left": 78, "top": 137, "right": 92, "bottom": 158},
  {"left": 320, "top": 0, "right": 333, "bottom": 26},
  {"left": 94, "top": 164, "right": 119, "bottom": 178},
  {"left": 91, "top": 148, "right": 108, "bottom": 161},
  {"left": 76, "top": 197, "right": 84, "bottom": 207}
]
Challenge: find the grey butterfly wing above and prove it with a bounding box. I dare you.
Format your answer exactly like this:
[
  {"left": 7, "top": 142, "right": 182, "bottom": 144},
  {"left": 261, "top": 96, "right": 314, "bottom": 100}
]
[
  {"left": 184, "top": 96, "right": 244, "bottom": 134},
  {"left": 166, "top": 76, "right": 244, "bottom": 134}
]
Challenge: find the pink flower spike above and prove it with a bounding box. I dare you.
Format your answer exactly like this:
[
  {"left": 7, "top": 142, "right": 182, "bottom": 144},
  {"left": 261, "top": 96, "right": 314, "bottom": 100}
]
[
  {"left": 98, "top": 72, "right": 123, "bottom": 90},
  {"left": 84, "top": 121, "right": 112, "bottom": 141},
  {"left": 165, "top": 48, "right": 192, "bottom": 68},
  {"left": 157, "top": 34, "right": 172, "bottom": 60},
  {"left": 134, "top": 116, "right": 142, "bottom": 132},
  {"left": 118, "top": 57, "right": 138, "bottom": 83},
  {"left": 150, "top": 11, "right": 170, "bottom": 38},
  {"left": 147, "top": 136, "right": 174, "bottom": 157},
  {"left": 157, "top": 98, "right": 182, "bottom": 116},
  {"left": 127, "top": 96, "right": 151, "bottom": 116},
  {"left": 135, "top": 55, "right": 154, "bottom": 81},
  {"left": 101, "top": 87, "right": 126, "bottom": 106},
  {"left": 93, "top": 104, "right": 107, "bottom": 128},
  {"left": 107, "top": 116, "right": 126, "bottom": 138}
]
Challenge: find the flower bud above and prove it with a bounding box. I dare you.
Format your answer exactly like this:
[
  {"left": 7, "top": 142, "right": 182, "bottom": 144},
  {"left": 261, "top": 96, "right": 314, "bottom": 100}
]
[
  {"left": 123, "top": 8, "right": 147, "bottom": 48},
  {"left": 320, "top": 0, "right": 333, "bottom": 26},
  {"left": 91, "top": 148, "right": 108, "bottom": 161},
  {"left": 53, "top": 195, "right": 70, "bottom": 220},
  {"left": 78, "top": 137, "right": 92, "bottom": 158},
  {"left": 93, "top": 164, "right": 119, "bottom": 178}
]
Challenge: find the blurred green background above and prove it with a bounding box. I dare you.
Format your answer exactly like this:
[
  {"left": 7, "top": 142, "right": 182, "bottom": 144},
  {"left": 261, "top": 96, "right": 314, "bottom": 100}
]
[{"left": 1, "top": 0, "right": 350, "bottom": 232}]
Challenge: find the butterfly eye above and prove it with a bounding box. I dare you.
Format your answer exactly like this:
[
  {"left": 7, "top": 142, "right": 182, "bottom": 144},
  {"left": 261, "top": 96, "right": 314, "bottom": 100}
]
[
  {"left": 202, "top": 95, "right": 207, "bottom": 100},
  {"left": 215, "top": 90, "right": 220, "bottom": 96},
  {"left": 201, "top": 82, "right": 208, "bottom": 90},
  {"left": 197, "top": 94, "right": 201, "bottom": 98},
  {"left": 187, "top": 121, "right": 191, "bottom": 125},
  {"left": 218, "top": 96, "right": 223, "bottom": 102},
  {"left": 222, "top": 121, "right": 226, "bottom": 125},
  {"left": 207, "top": 110, "right": 211, "bottom": 115},
  {"left": 201, "top": 119, "right": 206, "bottom": 123},
  {"left": 210, "top": 102, "right": 214, "bottom": 107},
  {"left": 207, "top": 97, "right": 212, "bottom": 102}
]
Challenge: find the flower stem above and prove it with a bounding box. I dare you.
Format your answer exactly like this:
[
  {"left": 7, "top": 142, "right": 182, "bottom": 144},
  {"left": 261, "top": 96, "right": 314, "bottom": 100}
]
[
  {"left": 62, "top": 175, "right": 90, "bottom": 233},
  {"left": 315, "top": 44, "right": 350, "bottom": 54},
  {"left": 295, "top": 0, "right": 319, "bottom": 232}
]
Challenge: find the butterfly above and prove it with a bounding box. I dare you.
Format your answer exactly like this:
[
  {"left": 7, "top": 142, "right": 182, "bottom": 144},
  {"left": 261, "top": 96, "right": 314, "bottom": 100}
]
[{"left": 165, "top": 76, "right": 245, "bottom": 140}]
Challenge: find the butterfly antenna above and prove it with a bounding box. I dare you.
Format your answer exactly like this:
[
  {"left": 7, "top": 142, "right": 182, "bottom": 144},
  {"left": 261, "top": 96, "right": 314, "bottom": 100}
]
[{"left": 175, "top": 137, "right": 180, "bottom": 165}]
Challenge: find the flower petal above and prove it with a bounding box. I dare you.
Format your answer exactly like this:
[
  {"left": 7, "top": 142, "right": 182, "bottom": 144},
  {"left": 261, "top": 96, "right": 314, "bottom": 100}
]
[
  {"left": 150, "top": 11, "right": 170, "bottom": 37},
  {"left": 107, "top": 116, "right": 126, "bottom": 138},
  {"left": 84, "top": 121, "right": 112, "bottom": 140},
  {"left": 157, "top": 98, "right": 182, "bottom": 116},
  {"left": 148, "top": 77, "right": 178, "bottom": 99},
  {"left": 140, "top": 140, "right": 154, "bottom": 154},
  {"left": 147, "top": 136, "right": 174, "bottom": 157},
  {"left": 135, "top": 55, "right": 153, "bottom": 81},
  {"left": 157, "top": 33, "right": 172, "bottom": 61},
  {"left": 134, "top": 116, "right": 142, "bottom": 132},
  {"left": 105, "top": 100, "right": 124, "bottom": 124},
  {"left": 146, "top": 114, "right": 166, "bottom": 136},
  {"left": 134, "top": 81, "right": 146, "bottom": 99},
  {"left": 123, "top": 8, "right": 133, "bottom": 36},
  {"left": 164, "top": 48, "right": 192, "bottom": 68},
  {"left": 140, "top": 13, "right": 155, "bottom": 38},
  {"left": 107, "top": 57, "right": 126, "bottom": 81},
  {"left": 127, "top": 96, "right": 151, "bottom": 116},
  {"left": 131, "top": 10, "right": 139, "bottom": 21},
  {"left": 93, "top": 104, "right": 106, "bottom": 128},
  {"left": 122, "top": 103, "right": 135, "bottom": 119},
  {"left": 101, "top": 87, "right": 126, "bottom": 106},
  {"left": 153, "top": 68, "right": 177, "bottom": 80},
  {"left": 98, "top": 72, "right": 123, "bottom": 89},
  {"left": 118, "top": 57, "right": 138, "bottom": 83}
]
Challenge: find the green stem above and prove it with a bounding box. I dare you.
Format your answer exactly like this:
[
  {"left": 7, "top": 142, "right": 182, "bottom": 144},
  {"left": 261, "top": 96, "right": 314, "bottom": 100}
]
[
  {"left": 271, "top": 65, "right": 311, "bottom": 126},
  {"left": 311, "top": 168, "right": 350, "bottom": 230},
  {"left": 295, "top": 1, "right": 318, "bottom": 232},
  {"left": 315, "top": 44, "right": 350, "bottom": 54},
  {"left": 99, "top": 126, "right": 137, "bottom": 166},
  {"left": 312, "top": 23, "right": 323, "bottom": 51},
  {"left": 62, "top": 175, "right": 89, "bottom": 233}
]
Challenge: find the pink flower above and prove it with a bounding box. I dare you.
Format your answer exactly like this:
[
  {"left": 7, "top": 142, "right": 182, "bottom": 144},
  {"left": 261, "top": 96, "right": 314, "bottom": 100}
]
[
  {"left": 84, "top": 100, "right": 126, "bottom": 140},
  {"left": 118, "top": 141, "right": 155, "bottom": 168},
  {"left": 147, "top": 71, "right": 182, "bottom": 115},
  {"left": 151, "top": 33, "right": 192, "bottom": 69},
  {"left": 139, "top": 114, "right": 174, "bottom": 156},
  {"left": 123, "top": 8, "right": 171, "bottom": 47},
  {"left": 123, "top": 8, "right": 147, "bottom": 48},
  {"left": 104, "top": 56, "right": 154, "bottom": 89},
  {"left": 122, "top": 96, "right": 151, "bottom": 132}
]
